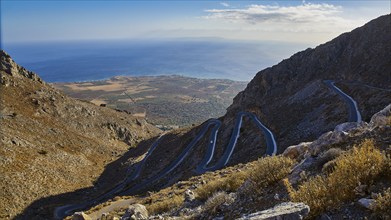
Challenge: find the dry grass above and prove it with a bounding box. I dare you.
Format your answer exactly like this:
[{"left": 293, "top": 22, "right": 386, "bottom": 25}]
[
  {"left": 372, "top": 187, "right": 391, "bottom": 219},
  {"left": 146, "top": 194, "right": 184, "bottom": 215},
  {"left": 203, "top": 191, "right": 234, "bottom": 215},
  {"left": 285, "top": 139, "right": 387, "bottom": 217},
  {"left": 195, "top": 170, "right": 248, "bottom": 201},
  {"left": 196, "top": 156, "right": 295, "bottom": 201}
]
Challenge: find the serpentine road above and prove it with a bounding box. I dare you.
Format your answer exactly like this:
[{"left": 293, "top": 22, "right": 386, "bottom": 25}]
[
  {"left": 55, "top": 112, "right": 276, "bottom": 219},
  {"left": 56, "top": 80, "right": 364, "bottom": 218},
  {"left": 324, "top": 80, "right": 362, "bottom": 122}
]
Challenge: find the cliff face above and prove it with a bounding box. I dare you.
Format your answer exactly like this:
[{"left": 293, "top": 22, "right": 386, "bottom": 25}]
[{"left": 0, "top": 51, "right": 161, "bottom": 218}]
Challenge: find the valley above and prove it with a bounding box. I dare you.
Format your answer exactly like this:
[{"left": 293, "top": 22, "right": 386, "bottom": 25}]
[{"left": 53, "top": 76, "right": 247, "bottom": 128}]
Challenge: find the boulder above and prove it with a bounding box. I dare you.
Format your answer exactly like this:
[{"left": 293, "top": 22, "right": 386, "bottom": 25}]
[
  {"left": 121, "top": 204, "right": 149, "bottom": 220},
  {"left": 237, "top": 202, "right": 310, "bottom": 220},
  {"left": 72, "top": 212, "right": 92, "bottom": 220},
  {"left": 283, "top": 142, "right": 312, "bottom": 160},
  {"left": 370, "top": 104, "right": 391, "bottom": 128}
]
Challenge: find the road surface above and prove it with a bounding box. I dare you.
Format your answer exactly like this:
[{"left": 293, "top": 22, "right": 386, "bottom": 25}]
[
  {"left": 55, "top": 111, "right": 276, "bottom": 218},
  {"left": 324, "top": 80, "right": 362, "bottom": 122}
]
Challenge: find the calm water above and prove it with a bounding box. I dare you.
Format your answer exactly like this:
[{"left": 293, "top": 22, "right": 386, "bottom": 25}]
[{"left": 4, "top": 39, "right": 309, "bottom": 82}]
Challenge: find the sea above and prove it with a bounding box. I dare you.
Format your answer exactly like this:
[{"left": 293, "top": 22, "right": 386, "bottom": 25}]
[{"left": 3, "top": 39, "right": 309, "bottom": 82}]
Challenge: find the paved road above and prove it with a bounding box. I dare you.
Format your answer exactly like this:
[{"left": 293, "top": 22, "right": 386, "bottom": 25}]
[
  {"left": 324, "top": 80, "right": 362, "bottom": 122},
  {"left": 119, "top": 112, "right": 277, "bottom": 195},
  {"left": 196, "top": 112, "right": 277, "bottom": 173},
  {"left": 55, "top": 112, "right": 277, "bottom": 218}
]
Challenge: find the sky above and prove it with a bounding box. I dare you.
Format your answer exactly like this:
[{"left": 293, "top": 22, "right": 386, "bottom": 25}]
[{"left": 1, "top": 0, "right": 390, "bottom": 46}]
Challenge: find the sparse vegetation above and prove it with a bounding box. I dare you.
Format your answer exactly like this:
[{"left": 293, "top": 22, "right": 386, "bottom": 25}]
[
  {"left": 196, "top": 156, "right": 295, "bottom": 201},
  {"left": 195, "top": 170, "right": 248, "bottom": 201},
  {"left": 285, "top": 139, "right": 388, "bottom": 217},
  {"left": 146, "top": 194, "right": 184, "bottom": 215},
  {"left": 372, "top": 187, "right": 391, "bottom": 219},
  {"left": 203, "top": 191, "right": 234, "bottom": 215}
]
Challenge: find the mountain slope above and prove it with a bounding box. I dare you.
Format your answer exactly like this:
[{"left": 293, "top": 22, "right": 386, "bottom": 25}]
[
  {"left": 226, "top": 14, "right": 391, "bottom": 151},
  {"left": 110, "top": 14, "right": 391, "bottom": 196},
  {"left": 0, "top": 51, "right": 161, "bottom": 219}
]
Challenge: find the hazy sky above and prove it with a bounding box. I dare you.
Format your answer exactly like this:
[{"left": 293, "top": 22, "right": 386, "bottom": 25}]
[{"left": 2, "top": 0, "right": 390, "bottom": 45}]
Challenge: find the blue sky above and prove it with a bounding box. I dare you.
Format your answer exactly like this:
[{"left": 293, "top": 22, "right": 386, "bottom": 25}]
[{"left": 1, "top": 0, "right": 390, "bottom": 45}]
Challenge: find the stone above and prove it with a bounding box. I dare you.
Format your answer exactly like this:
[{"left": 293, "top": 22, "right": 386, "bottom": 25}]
[
  {"left": 237, "top": 202, "right": 310, "bottom": 220},
  {"left": 288, "top": 157, "right": 316, "bottom": 185},
  {"left": 358, "top": 198, "right": 375, "bottom": 210},
  {"left": 121, "top": 204, "right": 149, "bottom": 220},
  {"left": 184, "top": 189, "right": 195, "bottom": 203},
  {"left": 72, "top": 212, "right": 92, "bottom": 220},
  {"left": 370, "top": 104, "right": 391, "bottom": 128},
  {"left": 283, "top": 142, "right": 312, "bottom": 160}
]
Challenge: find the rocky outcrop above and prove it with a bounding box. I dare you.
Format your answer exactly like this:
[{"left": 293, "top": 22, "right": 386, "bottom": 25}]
[
  {"left": 1, "top": 50, "right": 42, "bottom": 83},
  {"left": 237, "top": 202, "right": 310, "bottom": 220},
  {"left": 370, "top": 104, "right": 391, "bottom": 128},
  {"left": 283, "top": 142, "right": 311, "bottom": 160}
]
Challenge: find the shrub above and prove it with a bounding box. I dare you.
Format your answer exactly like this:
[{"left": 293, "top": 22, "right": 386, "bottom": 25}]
[
  {"left": 195, "top": 171, "right": 247, "bottom": 201},
  {"left": 203, "top": 191, "right": 235, "bottom": 215},
  {"left": 372, "top": 187, "right": 391, "bottom": 219},
  {"left": 196, "top": 156, "right": 294, "bottom": 201},
  {"left": 285, "top": 139, "right": 387, "bottom": 217},
  {"left": 248, "top": 156, "right": 295, "bottom": 195},
  {"left": 146, "top": 194, "right": 183, "bottom": 215}
]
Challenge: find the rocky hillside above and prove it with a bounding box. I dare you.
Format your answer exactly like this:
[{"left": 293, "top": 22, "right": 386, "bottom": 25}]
[
  {"left": 94, "top": 14, "right": 391, "bottom": 208},
  {"left": 78, "top": 104, "right": 391, "bottom": 220},
  {"left": 0, "top": 51, "right": 161, "bottom": 219},
  {"left": 226, "top": 14, "right": 391, "bottom": 151}
]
